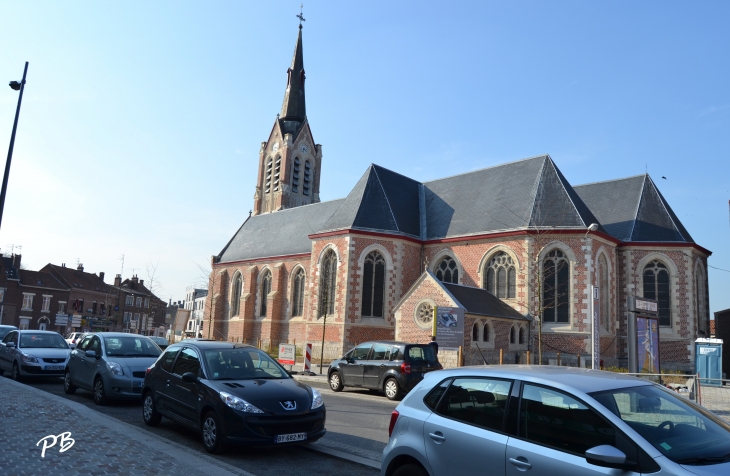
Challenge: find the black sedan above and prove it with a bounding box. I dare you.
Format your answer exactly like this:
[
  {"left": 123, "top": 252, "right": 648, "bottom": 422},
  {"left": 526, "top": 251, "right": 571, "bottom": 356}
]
[{"left": 142, "top": 340, "right": 325, "bottom": 453}]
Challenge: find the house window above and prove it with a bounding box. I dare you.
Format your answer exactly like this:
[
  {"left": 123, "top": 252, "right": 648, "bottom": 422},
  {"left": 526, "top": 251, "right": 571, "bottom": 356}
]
[
  {"left": 125, "top": 295, "right": 133, "bottom": 306},
  {"left": 42, "top": 296, "right": 51, "bottom": 312},
  {"left": 292, "top": 157, "right": 300, "bottom": 193},
  {"left": 0, "top": 288, "right": 4, "bottom": 303},
  {"left": 318, "top": 250, "right": 337, "bottom": 317},
  {"left": 92, "top": 302, "right": 98, "bottom": 314},
  {"left": 292, "top": 268, "right": 305, "bottom": 317},
  {"left": 643, "top": 260, "right": 671, "bottom": 327},
  {"left": 435, "top": 256, "right": 458, "bottom": 284},
  {"left": 484, "top": 251, "right": 516, "bottom": 299},
  {"left": 542, "top": 249, "right": 570, "bottom": 323},
  {"left": 598, "top": 254, "right": 609, "bottom": 329},
  {"left": 361, "top": 251, "right": 386, "bottom": 318},
  {"left": 124, "top": 312, "right": 131, "bottom": 322},
  {"left": 58, "top": 302, "right": 66, "bottom": 314},
  {"left": 265, "top": 157, "right": 273, "bottom": 193},
  {"left": 133, "top": 313, "right": 140, "bottom": 322},
  {"left": 230, "top": 273, "right": 242, "bottom": 317},
  {"left": 303, "top": 160, "right": 311, "bottom": 196},
  {"left": 22, "top": 293, "right": 34, "bottom": 310},
  {"left": 260, "top": 270, "right": 272, "bottom": 317},
  {"left": 144, "top": 298, "right": 149, "bottom": 308},
  {"left": 136, "top": 297, "right": 142, "bottom": 307}
]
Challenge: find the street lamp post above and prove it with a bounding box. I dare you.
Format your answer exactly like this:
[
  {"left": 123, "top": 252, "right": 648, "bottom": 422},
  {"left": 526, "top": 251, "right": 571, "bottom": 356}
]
[{"left": 1, "top": 62, "right": 29, "bottom": 233}]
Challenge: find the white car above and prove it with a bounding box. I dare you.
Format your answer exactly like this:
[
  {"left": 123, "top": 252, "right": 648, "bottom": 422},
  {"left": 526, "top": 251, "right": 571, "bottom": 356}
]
[
  {"left": 0, "top": 330, "right": 71, "bottom": 381},
  {"left": 65, "top": 332, "right": 87, "bottom": 348}
]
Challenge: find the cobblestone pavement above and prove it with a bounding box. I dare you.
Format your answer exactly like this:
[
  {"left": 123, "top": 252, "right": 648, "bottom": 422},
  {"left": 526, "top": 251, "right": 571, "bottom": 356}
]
[{"left": 0, "top": 377, "right": 252, "bottom": 476}]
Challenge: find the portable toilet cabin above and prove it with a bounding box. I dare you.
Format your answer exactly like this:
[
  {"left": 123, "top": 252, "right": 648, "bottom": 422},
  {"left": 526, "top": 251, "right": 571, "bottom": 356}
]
[{"left": 695, "top": 338, "right": 723, "bottom": 387}]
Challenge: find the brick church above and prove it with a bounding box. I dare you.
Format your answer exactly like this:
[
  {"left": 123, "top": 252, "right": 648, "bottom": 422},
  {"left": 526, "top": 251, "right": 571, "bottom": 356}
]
[{"left": 204, "top": 24, "right": 711, "bottom": 371}]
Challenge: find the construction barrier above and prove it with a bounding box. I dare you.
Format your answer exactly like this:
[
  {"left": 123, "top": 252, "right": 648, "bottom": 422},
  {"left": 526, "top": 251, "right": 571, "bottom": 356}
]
[{"left": 304, "top": 343, "right": 312, "bottom": 374}]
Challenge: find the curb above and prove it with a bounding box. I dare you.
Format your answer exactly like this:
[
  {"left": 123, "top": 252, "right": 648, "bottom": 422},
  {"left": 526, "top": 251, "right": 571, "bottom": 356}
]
[{"left": 0, "top": 377, "right": 254, "bottom": 476}]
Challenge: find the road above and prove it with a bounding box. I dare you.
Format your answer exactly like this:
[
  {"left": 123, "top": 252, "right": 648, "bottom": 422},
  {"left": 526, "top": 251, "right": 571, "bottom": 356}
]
[{"left": 22, "top": 376, "right": 397, "bottom": 476}]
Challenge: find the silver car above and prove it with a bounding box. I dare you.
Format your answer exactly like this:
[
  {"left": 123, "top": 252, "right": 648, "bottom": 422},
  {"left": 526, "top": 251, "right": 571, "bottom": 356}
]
[
  {"left": 382, "top": 365, "right": 730, "bottom": 476},
  {"left": 64, "top": 332, "right": 162, "bottom": 405},
  {"left": 0, "top": 330, "right": 70, "bottom": 380}
]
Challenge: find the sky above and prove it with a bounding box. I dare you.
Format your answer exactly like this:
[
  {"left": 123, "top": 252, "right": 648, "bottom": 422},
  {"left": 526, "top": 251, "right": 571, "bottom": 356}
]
[{"left": 1, "top": 1, "right": 729, "bottom": 312}]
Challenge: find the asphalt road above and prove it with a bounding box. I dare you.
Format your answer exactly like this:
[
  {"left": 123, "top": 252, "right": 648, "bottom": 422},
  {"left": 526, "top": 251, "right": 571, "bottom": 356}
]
[{"left": 21, "top": 376, "right": 397, "bottom": 476}]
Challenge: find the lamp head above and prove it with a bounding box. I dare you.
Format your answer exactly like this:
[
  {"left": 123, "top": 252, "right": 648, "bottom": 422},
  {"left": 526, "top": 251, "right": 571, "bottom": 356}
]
[
  {"left": 9, "top": 81, "right": 21, "bottom": 91},
  {"left": 587, "top": 223, "right": 599, "bottom": 232}
]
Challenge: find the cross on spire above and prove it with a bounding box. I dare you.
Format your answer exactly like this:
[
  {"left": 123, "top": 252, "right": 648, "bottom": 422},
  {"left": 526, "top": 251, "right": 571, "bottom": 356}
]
[{"left": 296, "top": 4, "right": 305, "bottom": 28}]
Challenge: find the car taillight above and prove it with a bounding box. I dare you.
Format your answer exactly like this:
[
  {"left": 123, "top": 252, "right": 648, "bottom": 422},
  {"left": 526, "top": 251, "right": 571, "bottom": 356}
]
[
  {"left": 400, "top": 362, "right": 411, "bottom": 374},
  {"left": 146, "top": 367, "right": 152, "bottom": 375},
  {"left": 388, "top": 410, "right": 399, "bottom": 437}
]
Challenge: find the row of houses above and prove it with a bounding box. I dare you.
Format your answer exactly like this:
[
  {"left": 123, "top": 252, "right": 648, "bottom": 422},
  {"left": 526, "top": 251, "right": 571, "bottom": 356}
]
[{"left": 0, "top": 253, "right": 166, "bottom": 336}]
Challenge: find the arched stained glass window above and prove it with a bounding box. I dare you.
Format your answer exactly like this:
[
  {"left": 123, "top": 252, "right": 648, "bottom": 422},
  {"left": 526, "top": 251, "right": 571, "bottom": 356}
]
[
  {"left": 292, "top": 268, "right": 305, "bottom": 317},
  {"left": 484, "top": 251, "right": 516, "bottom": 299},
  {"left": 260, "top": 270, "right": 272, "bottom": 317},
  {"left": 361, "top": 251, "right": 386, "bottom": 318},
  {"left": 542, "top": 249, "right": 570, "bottom": 323},
  {"left": 230, "top": 274, "right": 242, "bottom": 317},
  {"left": 435, "top": 256, "right": 458, "bottom": 284},
  {"left": 318, "top": 250, "right": 337, "bottom": 317},
  {"left": 643, "top": 260, "right": 670, "bottom": 326}
]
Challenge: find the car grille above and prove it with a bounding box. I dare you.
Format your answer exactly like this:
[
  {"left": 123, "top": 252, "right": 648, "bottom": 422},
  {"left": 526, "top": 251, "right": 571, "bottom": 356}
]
[
  {"left": 244, "top": 413, "right": 325, "bottom": 437},
  {"left": 41, "top": 358, "right": 65, "bottom": 364},
  {"left": 132, "top": 371, "right": 146, "bottom": 378}
]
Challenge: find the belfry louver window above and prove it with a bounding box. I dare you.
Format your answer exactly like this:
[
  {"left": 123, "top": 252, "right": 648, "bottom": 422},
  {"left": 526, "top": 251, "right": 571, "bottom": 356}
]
[
  {"left": 292, "top": 157, "right": 300, "bottom": 193},
  {"left": 273, "top": 156, "right": 282, "bottom": 192},
  {"left": 264, "top": 158, "right": 273, "bottom": 193},
  {"left": 303, "top": 161, "right": 311, "bottom": 196}
]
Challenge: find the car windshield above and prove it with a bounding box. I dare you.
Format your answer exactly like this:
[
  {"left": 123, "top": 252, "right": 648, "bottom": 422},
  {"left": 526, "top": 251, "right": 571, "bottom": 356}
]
[
  {"left": 590, "top": 384, "right": 730, "bottom": 465},
  {"left": 406, "top": 345, "right": 438, "bottom": 363},
  {"left": 151, "top": 338, "right": 168, "bottom": 345},
  {"left": 204, "top": 348, "right": 288, "bottom": 380},
  {"left": 104, "top": 336, "right": 161, "bottom": 357},
  {"left": 0, "top": 327, "right": 16, "bottom": 339},
  {"left": 19, "top": 333, "right": 68, "bottom": 349}
]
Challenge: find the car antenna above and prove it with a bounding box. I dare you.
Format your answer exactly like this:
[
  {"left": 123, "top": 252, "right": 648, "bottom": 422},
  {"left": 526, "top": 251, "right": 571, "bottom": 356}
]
[{"left": 474, "top": 342, "right": 489, "bottom": 365}]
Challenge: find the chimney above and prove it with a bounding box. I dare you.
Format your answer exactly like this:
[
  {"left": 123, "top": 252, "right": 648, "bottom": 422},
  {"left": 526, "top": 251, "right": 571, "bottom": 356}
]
[
  {"left": 12, "top": 254, "right": 21, "bottom": 268},
  {"left": 132, "top": 275, "right": 139, "bottom": 284},
  {"left": 99, "top": 272, "right": 105, "bottom": 282},
  {"left": 140, "top": 279, "right": 144, "bottom": 286},
  {"left": 77, "top": 263, "right": 84, "bottom": 272},
  {"left": 114, "top": 274, "right": 122, "bottom": 286}
]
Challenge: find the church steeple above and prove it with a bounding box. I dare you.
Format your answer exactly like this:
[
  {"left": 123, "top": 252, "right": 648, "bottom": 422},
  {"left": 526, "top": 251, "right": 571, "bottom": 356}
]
[{"left": 280, "top": 26, "right": 306, "bottom": 123}]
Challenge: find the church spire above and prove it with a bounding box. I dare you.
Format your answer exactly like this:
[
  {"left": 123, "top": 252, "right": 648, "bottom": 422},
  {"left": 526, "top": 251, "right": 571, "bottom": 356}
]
[{"left": 280, "top": 21, "right": 306, "bottom": 122}]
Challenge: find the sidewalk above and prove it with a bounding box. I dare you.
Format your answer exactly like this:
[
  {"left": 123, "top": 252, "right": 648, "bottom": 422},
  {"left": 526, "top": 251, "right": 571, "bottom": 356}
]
[{"left": 0, "top": 377, "right": 254, "bottom": 476}]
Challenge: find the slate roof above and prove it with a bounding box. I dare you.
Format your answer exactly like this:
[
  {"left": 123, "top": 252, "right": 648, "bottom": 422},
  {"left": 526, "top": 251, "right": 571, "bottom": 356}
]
[
  {"left": 280, "top": 27, "right": 306, "bottom": 123},
  {"left": 443, "top": 282, "right": 531, "bottom": 321},
  {"left": 218, "top": 199, "right": 345, "bottom": 263},
  {"left": 574, "top": 174, "right": 693, "bottom": 243},
  {"left": 19, "top": 270, "right": 68, "bottom": 290},
  {"left": 43, "top": 264, "right": 113, "bottom": 293}
]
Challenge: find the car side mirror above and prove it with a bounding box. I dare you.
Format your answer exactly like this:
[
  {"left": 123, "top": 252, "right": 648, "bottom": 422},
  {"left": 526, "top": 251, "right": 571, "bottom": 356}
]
[
  {"left": 182, "top": 372, "right": 198, "bottom": 383},
  {"left": 85, "top": 350, "right": 99, "bottom": 359},
  {"left": 585, "top": 445, "right": 630, "bottom": 469},
  {"left": 6, "top": 342, "right": 16, "bottom": 348}
]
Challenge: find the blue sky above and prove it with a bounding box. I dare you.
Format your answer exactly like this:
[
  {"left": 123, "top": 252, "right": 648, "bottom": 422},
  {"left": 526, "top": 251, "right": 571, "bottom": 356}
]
[{"left": 1, "top": 1, "right": 729, "bottom": 313}]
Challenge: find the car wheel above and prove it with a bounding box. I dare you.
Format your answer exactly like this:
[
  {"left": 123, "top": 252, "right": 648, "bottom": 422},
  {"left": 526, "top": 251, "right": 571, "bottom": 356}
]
[
  {"left": 329, "top": 371, "right": 344, "bottom": 392},
  {"left": 384, "top": 378, "right": 402, "bottom": 401},
  {"left": 63, "top": 370, "right": 77, "bottom": 395},
  {"left": 11, "top": 362, "right": 22, "bottom": 382},
  {"left": 142, "top": 391, "right": 162, "bottom": 426},
  {"left": 393, "top": 463, "right": 428, "bottom": 476},
  {"left": 202, "top": 411, "right": 226, "bottom": 454},
  {"left": 93, "top": 377, "right": 108, "bottom": 405}
]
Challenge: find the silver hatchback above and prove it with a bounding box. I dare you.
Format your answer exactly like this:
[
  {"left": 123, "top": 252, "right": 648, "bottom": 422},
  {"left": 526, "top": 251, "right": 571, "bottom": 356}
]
[
  {"left": 64, "top": 332, "right": 161, "bottom": 405},
  {"left": 0, "top": 330, "right": 70, "bottom": 380},
  {"left": 382, "top": 366, "right": 730, "bottom": 476}
]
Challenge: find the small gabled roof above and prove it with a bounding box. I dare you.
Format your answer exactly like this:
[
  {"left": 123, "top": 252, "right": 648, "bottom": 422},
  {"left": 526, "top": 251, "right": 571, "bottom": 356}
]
[
  {"left": 442, "top": 282, "right": 531, "bottom": 321},
  {"left": 318, "top": 164, "right": 421, "bottom": 238},
  {"left": 218, "top": 199, "right": 345, "bottom": 263},
  {"left": 574, "top": 174, "right": 693, "bottom": 243},
  {"left": 19, "top": 270, "right": 68, "bottom": 290}
]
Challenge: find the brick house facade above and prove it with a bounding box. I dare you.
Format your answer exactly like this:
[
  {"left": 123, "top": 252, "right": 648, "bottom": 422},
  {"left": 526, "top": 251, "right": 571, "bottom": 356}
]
[{"left": 203, "top": 25, "right": 711, "bottom": 372}]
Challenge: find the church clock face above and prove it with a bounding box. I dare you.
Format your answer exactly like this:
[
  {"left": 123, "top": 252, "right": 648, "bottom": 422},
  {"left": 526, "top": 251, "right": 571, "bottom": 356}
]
[
  {"left": 272, "top": 142, "right": 280, "bottom": 152},
  {"left": 299, "top": 144, "right": 309, "bottom": 153}
]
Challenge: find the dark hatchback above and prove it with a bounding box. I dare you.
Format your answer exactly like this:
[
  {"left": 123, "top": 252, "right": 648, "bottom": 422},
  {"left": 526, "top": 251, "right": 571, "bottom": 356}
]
[
  {"left": 328, "top": 341, "right": 442, "bottom": 400},
  {"left": 142, "top": 340, "right": 325, "bottom": 453}
]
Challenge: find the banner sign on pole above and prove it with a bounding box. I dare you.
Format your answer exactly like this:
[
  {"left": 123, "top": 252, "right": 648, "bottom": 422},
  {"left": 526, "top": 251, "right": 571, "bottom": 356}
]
[
  {"left": 278, "top": 343, "right": 296, "bottom": 366},
  {"left": 436, "top": 307, "right": 464, "bottom": 349}
]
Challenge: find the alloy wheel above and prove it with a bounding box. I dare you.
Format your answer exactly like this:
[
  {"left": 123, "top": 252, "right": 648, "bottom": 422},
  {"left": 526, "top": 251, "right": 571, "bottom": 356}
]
[{"left": 203, "top": 416, "right": 217, "bottom": 448}]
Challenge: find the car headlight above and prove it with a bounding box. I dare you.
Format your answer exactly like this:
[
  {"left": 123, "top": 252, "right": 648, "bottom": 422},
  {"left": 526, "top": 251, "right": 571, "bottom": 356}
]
[
  {"left": 107, "top": 361, "right": 124, "bottom": 376},
  {"left": 219, "top": 391, "right": 264, "bottom": 413},
  {"left": 311, "top": 388, "right": 323, "bottom": 410},
  {"left": 21, "top": 353, "right": 39, "bottom": 363}
]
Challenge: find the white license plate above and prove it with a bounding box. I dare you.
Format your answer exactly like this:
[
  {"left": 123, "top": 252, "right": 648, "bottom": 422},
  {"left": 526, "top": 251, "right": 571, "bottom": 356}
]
[
  {"left": 276, "top": 432, "right": 307, "bottom": 443},
  {"left": 45, "top": 365, "right": 64, "bottom": 371}
]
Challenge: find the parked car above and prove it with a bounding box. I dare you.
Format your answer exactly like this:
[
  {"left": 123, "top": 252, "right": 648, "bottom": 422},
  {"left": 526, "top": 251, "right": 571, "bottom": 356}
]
[
  {"left": 64, "top": 332, "right": 87, "bottom": 349},
  {"left": 148, "top": 336, "right": 169, "bottom": 350},
  {"left": 0, "top": 325, "right": 18, "bottom": 340},
  {"left": 64, "top": 332, "right": 162, "bottom": 405},
  {"left": 381, "top": 365, "right": 730, "bottom": 476},
  {"left": 142, "top": 341, "right": 326, "bottom": 454},
  {"left": 0, "top": 330, "right": 71, "bottom": 381},
  {"left": 328, "top": 341, "right": 442, "bottom": 400}
]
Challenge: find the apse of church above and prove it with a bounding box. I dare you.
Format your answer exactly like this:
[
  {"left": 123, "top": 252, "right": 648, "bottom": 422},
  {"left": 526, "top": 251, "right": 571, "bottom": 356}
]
[{"left": 205, "top": 23, "right": 711, "bottom": 373}]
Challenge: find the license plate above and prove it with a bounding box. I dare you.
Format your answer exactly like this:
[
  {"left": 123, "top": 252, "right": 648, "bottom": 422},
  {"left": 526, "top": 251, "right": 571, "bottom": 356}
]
[
  {"left": 276, "top": 432, "right": 307, "bottom": 443},
  {"left": 45, "top": 365, "right": 64, "bottom": 371}
]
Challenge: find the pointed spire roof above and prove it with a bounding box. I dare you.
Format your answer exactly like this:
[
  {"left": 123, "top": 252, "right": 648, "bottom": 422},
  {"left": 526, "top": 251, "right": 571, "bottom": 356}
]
[{"left": 280, "top": 26, "right": 306, "bottom": 123}]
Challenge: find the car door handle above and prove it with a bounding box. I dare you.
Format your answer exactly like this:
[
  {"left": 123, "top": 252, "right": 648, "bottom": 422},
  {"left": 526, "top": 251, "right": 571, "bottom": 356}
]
[
  {"left": 380, "top": 364, "right": 385, "bottom": 367},
  {"left": 358, "top": 363, "right": 363, "bottom": 366},
  {"left": 509, "top": 457, "right": 532, "bottom": 469},
  {"left": 428, "top": 432, "right": 446, "bottom": 443}
]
